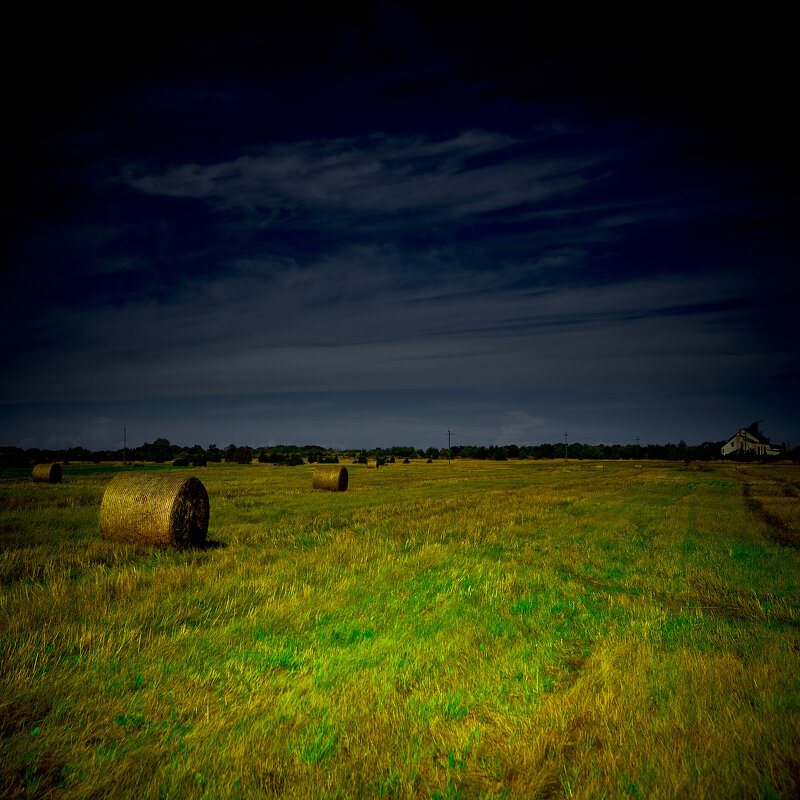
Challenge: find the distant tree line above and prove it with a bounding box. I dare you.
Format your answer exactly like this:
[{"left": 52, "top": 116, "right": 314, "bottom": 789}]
[
  {"left": 450, "top": 441, "right": 717, "bottom": 461},
  {"left": 1, "top": 438, "right": 797, "bottom": 469}
]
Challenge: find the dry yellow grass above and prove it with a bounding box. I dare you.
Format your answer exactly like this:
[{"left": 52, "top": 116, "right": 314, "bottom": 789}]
[{"left": 0, "top": 459, "right": 798, "bottom": 798}]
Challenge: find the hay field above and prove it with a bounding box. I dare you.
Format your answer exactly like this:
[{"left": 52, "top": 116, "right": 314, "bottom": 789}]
[{"left": 1, "top": 459, "right": 799, "bottom": 798}]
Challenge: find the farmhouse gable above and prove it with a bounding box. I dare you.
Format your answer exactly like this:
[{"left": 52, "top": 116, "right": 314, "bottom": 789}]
[{"left": 721, "top": 421, "right": 780, "bottom": 457}]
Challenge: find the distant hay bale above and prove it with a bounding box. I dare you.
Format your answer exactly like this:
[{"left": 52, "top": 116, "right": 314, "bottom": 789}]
[
  {"left": 32, "top": 463, "right": 62, "bottom": 483},
  {"left": 312, "top": 466, "right": 348, "bottom": 492},
  {"left": 634, "top": 464, "right": 643, "bottom": 469},
  {"left": 366, "top": 459, "right": 379, "bottom": 469},
  {"left": 100, "top": 471, "right": 209, "bottom": 548}
]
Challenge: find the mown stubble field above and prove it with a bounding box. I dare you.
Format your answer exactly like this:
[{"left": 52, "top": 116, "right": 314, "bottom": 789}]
[{"left": 1, "top": 459, "right": 799, "bottom": 799}]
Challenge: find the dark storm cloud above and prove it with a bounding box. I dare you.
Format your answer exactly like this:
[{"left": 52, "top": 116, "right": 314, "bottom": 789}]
[
  {"left": 1, "top": 6, "right": 797, "bottom": 449},
  {"left": 3, "top": 245, "right": 764, "bottom": 404}
]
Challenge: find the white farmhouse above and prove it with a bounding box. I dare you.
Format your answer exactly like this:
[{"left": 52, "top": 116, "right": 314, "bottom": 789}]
[{"left": 721, "top": 421, "right": 781, "bottom": 457}]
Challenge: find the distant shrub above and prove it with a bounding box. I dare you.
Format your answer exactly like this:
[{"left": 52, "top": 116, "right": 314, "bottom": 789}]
[
  {"left": 206, "top": 446, "right": 222, "bottom": 463},
  {"left": 234, "top": 447, "right": 253, "bottom": 465},
  {"left": 0, "top": 447, "right": 27, "bottom": 468}
]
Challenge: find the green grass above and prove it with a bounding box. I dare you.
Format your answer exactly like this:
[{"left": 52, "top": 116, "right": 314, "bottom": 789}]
[{"left": 1, "top": 459, "right": 799, "bottom": 798}]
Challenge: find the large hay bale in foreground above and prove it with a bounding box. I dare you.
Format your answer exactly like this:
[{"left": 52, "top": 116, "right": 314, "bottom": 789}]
[
  {"left": 32, "top": 463, "right": 62, "bottom": 483},
  {"left": 100, "top": 471, "right": 209, "bottom": 548},
  {"left": 312, "top": 466, "right": 348, "bottom": 492}
]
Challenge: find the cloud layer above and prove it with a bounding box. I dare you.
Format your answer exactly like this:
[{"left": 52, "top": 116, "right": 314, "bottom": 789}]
[{"left": 2, "top": 12, "right": 797, "bottom": 450}]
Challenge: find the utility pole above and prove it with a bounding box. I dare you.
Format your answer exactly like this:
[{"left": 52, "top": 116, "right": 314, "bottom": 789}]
[
  {"left": 448, "top": 428, "right": 451, "bottom": 465},
  {"left": 123, "top": 427, "right": 127, "bottom": 464},
  {"left": 564, "top": 431, "right": 568, "bottom": 461}
]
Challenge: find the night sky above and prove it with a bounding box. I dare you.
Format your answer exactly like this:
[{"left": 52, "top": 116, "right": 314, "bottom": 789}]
[{"left": 2, "top": 6, "right": 797, "bottom": 452}]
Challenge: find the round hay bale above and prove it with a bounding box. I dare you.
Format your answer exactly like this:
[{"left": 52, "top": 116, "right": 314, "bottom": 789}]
[
  {"left": 100, "top": 471, "right": 209, "bottom": 548},
  {"left": 366, "top": 459, "right": 379, "bottom": 469},
  {"left": 32, "top": 463, "right": 62, "bottom": 483},
  {"left": 312, "top": 466, "right": 348, "bottom": 492}
]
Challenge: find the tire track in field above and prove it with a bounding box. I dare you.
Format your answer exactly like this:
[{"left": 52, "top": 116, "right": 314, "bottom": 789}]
[
  {"left": 555, "top": 562, "right": 800, "bottom": 629},
  {"left": 736, "top": 468, "right": 800, "bottom": 549}
]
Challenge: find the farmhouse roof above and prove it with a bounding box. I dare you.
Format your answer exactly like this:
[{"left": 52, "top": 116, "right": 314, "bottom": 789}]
[{"left": 744, "top": 421, "right": 770, "bottom": 444}]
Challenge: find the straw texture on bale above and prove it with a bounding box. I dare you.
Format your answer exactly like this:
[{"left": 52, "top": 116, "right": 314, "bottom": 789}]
[
  {"left": 32, "top": 463, "right": 62, "bottom": 483},
  {"left": 100, "top": 471, "right": 209, "bottom": 548},
  {"left": 312, "top": 466, "right": 348, "bottom": 492}
]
